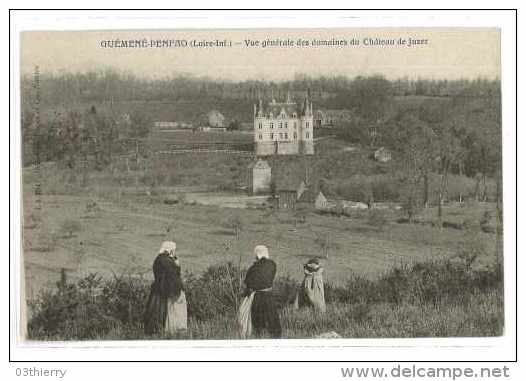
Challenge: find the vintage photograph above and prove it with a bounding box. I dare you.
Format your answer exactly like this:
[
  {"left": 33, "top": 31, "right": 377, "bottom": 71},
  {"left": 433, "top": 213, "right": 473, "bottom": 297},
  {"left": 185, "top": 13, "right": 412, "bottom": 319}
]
[{"left": 19, "top": 28, "right": 503, "bottom": 342}]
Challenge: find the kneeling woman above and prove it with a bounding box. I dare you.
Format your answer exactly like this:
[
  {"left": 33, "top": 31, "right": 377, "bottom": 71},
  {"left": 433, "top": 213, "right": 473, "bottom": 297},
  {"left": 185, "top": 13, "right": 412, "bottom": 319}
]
[
  {"left": 143, "top": 241, "right": 187, "bottom": 335},
  {"left": 238, "top": 245, "right": 282, "bottom": 338}
]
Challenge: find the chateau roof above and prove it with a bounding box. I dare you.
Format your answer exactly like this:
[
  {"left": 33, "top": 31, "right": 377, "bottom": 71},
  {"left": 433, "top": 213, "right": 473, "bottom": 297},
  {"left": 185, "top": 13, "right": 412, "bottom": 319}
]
[{"left": 255, "top": 92, "right": 313, "bottom": 118}]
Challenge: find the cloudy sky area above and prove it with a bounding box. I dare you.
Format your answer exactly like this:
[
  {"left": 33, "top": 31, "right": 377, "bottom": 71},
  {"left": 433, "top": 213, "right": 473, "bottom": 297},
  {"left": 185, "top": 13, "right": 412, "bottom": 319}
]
[{"left": 20, "top": 28, "right": 500, "bottom": 81}]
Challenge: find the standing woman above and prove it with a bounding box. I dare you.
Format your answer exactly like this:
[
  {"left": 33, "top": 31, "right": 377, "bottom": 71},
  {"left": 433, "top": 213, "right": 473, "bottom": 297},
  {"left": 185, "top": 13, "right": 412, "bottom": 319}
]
[
  {"left": 294, "top": 258, "right": 326, "bottom": 313},
  {"left": 143, "top": 241, "right": 187, "bottom": 335},
  {"left": 238, "top": 245, "right": 282, "bottom": 338}
]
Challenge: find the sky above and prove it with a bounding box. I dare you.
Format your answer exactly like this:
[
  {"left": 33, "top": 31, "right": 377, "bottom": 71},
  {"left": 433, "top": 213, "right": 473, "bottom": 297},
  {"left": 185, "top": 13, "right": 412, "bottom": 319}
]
[{"left": 20, "top": 28, "right": 501, "bottom": 81}]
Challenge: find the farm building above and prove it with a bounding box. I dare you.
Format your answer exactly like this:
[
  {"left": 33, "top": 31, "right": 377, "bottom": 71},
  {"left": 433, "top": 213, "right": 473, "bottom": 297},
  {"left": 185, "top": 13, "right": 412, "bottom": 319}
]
[
  {"left": 247, "top": 159, "right": 272, "bottom": 195},
  {"left": 153, "top": 121, "right": 194, "bottom": 130},
  {"left": 273, "top": 159, "right": 322, "bottom": 209},
  {"left": 199, "top": 125, "right": 227, "bottom": 132},
  {"left": 314, "top": 109, "right": 353, "bottom": 128},
  {"left": 314, "top": 191, "right": 329, "bottom": 209},
  {"left": 154, "top": 121, "right": 179, "bottom": 129},
  {"left": 277, "top": 188, "right": 298, "bottom": 209},
  {"left": 374, "top": 147, "right": 392, "bottom": 163},
  {"left": 207, "top": 110, "right": 225, "bottom": 128}
]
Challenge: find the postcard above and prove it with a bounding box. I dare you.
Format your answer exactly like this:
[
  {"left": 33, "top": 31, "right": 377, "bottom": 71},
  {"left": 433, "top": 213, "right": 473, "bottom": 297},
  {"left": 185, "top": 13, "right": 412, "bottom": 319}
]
[{"left": 9, "top": 12, "right": 517, "bottom": 365}]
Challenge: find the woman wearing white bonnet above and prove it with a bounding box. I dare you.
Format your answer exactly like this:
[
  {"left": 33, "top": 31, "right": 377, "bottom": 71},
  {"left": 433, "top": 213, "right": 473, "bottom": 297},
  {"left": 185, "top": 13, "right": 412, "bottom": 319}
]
[
  {"left": 143, "top": 241, "right": 187, "bottom": 335},
  {"left": 237, "top": 244, "right": 281, "bottom": 338}
]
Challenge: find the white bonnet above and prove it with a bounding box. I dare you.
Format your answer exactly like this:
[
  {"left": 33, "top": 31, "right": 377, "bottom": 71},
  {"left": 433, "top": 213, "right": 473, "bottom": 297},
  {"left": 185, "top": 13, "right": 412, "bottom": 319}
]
[
  {"left": 254, "top": 245, "right": 269, "bottom": 260},
  {"left": 159, "top": 241, "right": 177, "bottom": 256}
]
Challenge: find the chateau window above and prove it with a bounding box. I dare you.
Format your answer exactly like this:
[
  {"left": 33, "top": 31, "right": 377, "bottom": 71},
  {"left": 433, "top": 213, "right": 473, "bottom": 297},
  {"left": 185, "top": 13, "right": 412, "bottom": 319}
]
[
  {"left": 258, "top": 123, "right": 262, "bottom": 129},
  {"left": 293, "top": 132, "right": 297, "bottom": 139},
  {"left": 279, "top": 133, "right": 283, "bottom": 139},
  {"left": 306, "top": 122, "right": 310, "bottom": 128},
  {"left": 285, "top": 122, "right": 288, "bottom": 128},
  {"left": 306, "top": 132, "right": 310, "bottom": 139},
  {"left": 258, "top": 134, "right": 262, "bottom": 140},
  {"left": 293, "top": 113, "right": 297, "bottom": 118},
  {"left": 285, "top": 133, "right": 288, "bottom": 139},
  {"left": 294, "top": 122, "right": 297, "bottom": 129},
  {"left": 270, "top": 123, "right": 274, "bottom": 129},
  {"left": 270, "top": 133, "right": 274, "bottom": 140},
  {"left": 279, "top": 122, "right": 282, "bottom": 129}
]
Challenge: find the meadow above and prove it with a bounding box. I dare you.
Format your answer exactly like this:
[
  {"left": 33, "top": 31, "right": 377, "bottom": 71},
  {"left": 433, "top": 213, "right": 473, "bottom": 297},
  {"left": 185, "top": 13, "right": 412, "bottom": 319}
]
[
  {"left": 22, "top": 132, "right": 502, "bottom": 340},
  {"left": 23, "top": 165, "right": 500, "bottom": 295}
]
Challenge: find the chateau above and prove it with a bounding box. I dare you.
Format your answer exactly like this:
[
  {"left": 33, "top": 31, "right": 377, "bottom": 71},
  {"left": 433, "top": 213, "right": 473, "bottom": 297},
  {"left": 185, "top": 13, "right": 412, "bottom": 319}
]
[{"left": 253, "top": 92, "right": 314, "bottom": 155}]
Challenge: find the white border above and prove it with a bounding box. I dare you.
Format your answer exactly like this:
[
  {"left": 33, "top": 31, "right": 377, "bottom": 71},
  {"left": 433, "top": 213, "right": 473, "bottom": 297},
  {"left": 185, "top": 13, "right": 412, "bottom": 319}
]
[{"left": 9, "top": 9, "right": 517, "bottom": 362}]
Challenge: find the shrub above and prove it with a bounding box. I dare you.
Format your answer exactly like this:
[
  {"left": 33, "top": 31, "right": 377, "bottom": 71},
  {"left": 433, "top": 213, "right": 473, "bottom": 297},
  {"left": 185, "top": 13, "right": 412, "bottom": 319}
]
[
  {"left": 60, "top": 219, "right": 82, "bottom": 238},
  {"left": 221, "top": 212, "right": 244, "bottom": 238},
  {"left": 185, "top": 263, "right": 242, "bottom": 321},
  {"left": 24, "top": 213, "right": 39, "bottom": 230},
  {"left": 367, "top": 209, "right": 388, "bottom": 230},
  {"left": 28, "top": 252, "right": 503, "bottom": 340},
  {"left": 480, "top": 211, "right": 496, "bottom": 233},
  {"left": 32, "top": 230, "right": 58, "bottom": 252}
]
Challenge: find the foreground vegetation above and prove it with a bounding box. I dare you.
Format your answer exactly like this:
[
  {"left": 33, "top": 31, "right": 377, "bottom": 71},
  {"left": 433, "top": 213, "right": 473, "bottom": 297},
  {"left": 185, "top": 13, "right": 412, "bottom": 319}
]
[{"left": 27, "top": 257, "right": 503, "bottom": 340}]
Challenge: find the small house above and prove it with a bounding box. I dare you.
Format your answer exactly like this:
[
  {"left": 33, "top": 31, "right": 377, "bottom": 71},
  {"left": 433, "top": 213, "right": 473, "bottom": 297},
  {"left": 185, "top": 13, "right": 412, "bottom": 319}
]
[
  {"left": 199, "top": 125, "right": 227, "bottom": 132},
  {"left": 314, "top": 109, "right": 353, "bottom": 128},
  {"left": 154, "top": 121, "right": 179, "bottom": 129},
  {"left": 314, "top": 191, "right": 329, "bottom": 210},
  {"left": 374, "top": 147, "right": 392, "bottom": 163}
]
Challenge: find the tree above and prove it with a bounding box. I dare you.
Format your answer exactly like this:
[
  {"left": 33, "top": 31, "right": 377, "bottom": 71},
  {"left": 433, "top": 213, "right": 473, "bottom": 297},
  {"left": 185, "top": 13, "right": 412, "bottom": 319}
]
[
  {"left": 129, "top": 110, "right": 152, "bottom": 138},
  {"left": 60, "top": 219, "right": 81, "bottom": 238},
  {"left": 367, "top": 209, "right": 388, "bottom": 231},
  {"left": 293, "top": 204, "right": 309, "bottom": 226},
  {"left": 434, "top": 119, "right": 463, "bottom": 229},
  {"left": 314, "top": 231, "right": 338, "bottom": 259},
  {"left": 390, "top": 112, "right": 437, "bottom": 221},
  {"left": 227, "top": 119, "right": 241, "bottom": 131}
]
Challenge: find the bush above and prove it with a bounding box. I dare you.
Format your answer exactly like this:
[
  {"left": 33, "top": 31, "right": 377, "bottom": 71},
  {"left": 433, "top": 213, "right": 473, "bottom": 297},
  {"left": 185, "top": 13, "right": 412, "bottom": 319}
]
[
  {"left": 185, "top": 263, "right": 242, "bottom": 321},
  {"left": 60, "top": 219, "right": 82, "bottom": 238},
  {"left": 28, "top": 254, "right": 503, "bottom": 340},
  {"left": 367, "top": 209, "right": 388, "bottom": 230},
  {"left": 28, "top": 272, "right": 149, "bottom": 339},
  {"left": 31, "top": 230, "right": 58, "bottom": 252}
]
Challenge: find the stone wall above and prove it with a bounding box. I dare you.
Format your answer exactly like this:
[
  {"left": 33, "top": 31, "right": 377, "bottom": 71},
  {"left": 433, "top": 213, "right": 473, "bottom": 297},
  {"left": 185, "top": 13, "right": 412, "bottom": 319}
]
[
  {"left": 276, "top": 141, "right": 300, "bottom": 155},
  {"left": 255, "top": 142, "right": 276, "bottom": 156},
  {"left": 302, "top": 141, "right": 315, "bottom": 155}
]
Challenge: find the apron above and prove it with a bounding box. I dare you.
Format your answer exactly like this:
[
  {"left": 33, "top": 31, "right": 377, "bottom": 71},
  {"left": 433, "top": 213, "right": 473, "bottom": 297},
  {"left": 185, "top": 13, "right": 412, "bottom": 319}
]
[{"left": 165, "top": 291, "right": 187, "bottom": 334}]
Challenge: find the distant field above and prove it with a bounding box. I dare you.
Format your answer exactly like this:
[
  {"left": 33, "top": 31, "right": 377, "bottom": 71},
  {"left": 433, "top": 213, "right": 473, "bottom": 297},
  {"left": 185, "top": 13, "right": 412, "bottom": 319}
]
[{"left": 148, "top": 130, "right": 254, "bottom": 152}]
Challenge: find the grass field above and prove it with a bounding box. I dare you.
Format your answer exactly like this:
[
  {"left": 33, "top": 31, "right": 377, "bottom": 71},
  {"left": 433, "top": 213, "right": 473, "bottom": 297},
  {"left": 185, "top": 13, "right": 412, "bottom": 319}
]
[{"left": 22, "top": 174, "right": 500, "bottom": 300}]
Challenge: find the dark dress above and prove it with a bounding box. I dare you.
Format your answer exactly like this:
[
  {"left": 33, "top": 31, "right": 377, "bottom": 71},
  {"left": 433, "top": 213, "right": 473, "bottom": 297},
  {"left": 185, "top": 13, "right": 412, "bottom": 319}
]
[
  {"left": 244, "top": 258, "right": 282, "bottom": 338},
  {"left": 143, "top": 253, "right": 184, "bottom": 334}
]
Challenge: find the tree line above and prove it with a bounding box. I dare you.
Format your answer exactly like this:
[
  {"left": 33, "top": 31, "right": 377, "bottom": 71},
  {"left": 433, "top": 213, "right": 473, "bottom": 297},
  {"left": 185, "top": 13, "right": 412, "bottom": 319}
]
[
  {"left": 21, "top": 70, "right": 501, "bottom": 206},
  {"left": 20, "top": 69, "right": 499, "bottom": 106}
]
